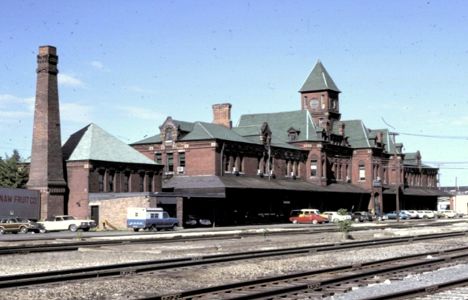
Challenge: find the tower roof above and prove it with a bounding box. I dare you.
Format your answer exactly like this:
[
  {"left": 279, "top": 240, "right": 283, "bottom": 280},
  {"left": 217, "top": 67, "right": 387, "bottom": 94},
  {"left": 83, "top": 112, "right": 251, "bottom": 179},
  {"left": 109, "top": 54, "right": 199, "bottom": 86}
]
[
  {"left": 299, "top": 60, "right": 340, "bottom": 93},
  {"left": 62, "top": 123, "right": 156, "bottom": 165}
]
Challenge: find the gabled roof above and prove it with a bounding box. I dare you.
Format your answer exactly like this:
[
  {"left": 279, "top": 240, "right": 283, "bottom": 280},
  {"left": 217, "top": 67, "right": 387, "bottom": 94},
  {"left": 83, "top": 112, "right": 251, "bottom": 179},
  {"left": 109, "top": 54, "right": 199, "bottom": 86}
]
[
  {"left": 368, "top": 128, "right": 397, "bottom": 153},
  {"left": 131, "top": 134, "right": 161, "bottom": 145},
  {"left": 235, "top": 110, "right": 321, "bottom": 145},
  {"left": 338, "top": 120, "right": 371, "bottom": 148},
  {"left": 299, "top": 61, "right": 340, "bottom": 93},
  {"left": 62, "top": 123, "right": 156, "bottom": 165},
  {"left": 181, "top": 121, "right": 254, "bottom": 144},
  {"left": 131, "top": 119, "right": 194, "bottom": 145}
]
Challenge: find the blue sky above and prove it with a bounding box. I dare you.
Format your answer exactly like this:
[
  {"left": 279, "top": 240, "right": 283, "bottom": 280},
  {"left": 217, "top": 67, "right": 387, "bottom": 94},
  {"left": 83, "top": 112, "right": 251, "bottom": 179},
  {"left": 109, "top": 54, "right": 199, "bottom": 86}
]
[{"left": 0, "top": 0, "right": 467, "bottom": 186}]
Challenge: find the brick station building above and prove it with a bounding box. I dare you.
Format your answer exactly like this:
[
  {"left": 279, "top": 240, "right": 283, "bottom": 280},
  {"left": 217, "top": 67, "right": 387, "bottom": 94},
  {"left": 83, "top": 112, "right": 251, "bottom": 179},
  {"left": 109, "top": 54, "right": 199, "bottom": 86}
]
[
  {"left": 132, "top": 61, "right": 443, "bottom": 225},
  {"left": 26, "top": 46, "right": 164, "bottom": 228}
]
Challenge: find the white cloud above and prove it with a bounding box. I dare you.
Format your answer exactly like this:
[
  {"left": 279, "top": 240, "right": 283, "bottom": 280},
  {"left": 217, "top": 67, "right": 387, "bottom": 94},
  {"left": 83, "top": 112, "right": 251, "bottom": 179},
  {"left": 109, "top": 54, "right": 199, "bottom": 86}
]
[
  {"left": 91, "top": 61, "right": 104, "bottom": 70},
  {"left": 60, "top": 102, "right": 94, "bottom": 123},
  {"left": 0, "top": 94, "right": 34, "bottom": 119},
  {"left": 58, "top": 73, "right": 83, "bottom": 87},
  {"left": 116, "top": 105, "right": 165, "bottom": 121}
]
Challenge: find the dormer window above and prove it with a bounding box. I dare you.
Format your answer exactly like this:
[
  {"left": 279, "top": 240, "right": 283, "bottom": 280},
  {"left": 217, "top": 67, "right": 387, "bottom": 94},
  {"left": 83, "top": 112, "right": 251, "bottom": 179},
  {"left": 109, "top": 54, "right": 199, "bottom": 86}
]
[
  {"left": 287, "top": 127, "right": 300, "bottom": 142},
  {"left": 165, "top": 128, "right": 173, "bottom": 141},
  {"left": 288, "top": 132, "right": 297, "bottom": 141}
]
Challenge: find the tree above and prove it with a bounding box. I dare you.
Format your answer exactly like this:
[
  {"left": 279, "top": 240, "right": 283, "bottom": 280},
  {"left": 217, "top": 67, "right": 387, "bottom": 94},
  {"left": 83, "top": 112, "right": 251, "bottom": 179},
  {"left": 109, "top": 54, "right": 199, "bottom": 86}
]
[{"left": 0, "top": 150, "right": 28, "bottom": 188}]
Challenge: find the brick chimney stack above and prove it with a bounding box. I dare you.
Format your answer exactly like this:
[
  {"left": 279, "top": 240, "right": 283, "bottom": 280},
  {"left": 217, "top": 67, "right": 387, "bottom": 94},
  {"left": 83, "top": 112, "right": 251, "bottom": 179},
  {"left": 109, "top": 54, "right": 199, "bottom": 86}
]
[
  {"left": 212, "top": 103, "right": 232, "bottom": 129},
  {"left": 27, "top": 45, "right": 67, "bottom": 220}
]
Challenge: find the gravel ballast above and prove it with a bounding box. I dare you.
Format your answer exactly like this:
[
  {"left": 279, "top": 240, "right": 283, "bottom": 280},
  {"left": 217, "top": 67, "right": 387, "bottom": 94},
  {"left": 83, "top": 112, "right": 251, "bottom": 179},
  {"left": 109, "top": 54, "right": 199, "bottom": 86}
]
[{"left": 0, "top": 223, "right": 467, "bottom": 299}]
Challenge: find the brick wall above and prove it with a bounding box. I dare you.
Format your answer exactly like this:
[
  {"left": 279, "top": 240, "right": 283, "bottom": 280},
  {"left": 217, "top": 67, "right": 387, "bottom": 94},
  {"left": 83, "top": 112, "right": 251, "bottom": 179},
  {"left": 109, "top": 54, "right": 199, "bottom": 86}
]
[{"left": 90, "top": 196, "right": 157, "bottom": 230}]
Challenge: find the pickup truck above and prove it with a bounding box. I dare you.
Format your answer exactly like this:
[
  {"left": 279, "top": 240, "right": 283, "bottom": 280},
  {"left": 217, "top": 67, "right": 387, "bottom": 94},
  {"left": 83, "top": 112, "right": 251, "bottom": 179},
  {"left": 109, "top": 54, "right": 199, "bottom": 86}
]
[
  {"left": 127, "top": 207, "right": 179, "bottom": 231},
  {"left": 38, "top": 215, "right": 97, "bottom": 232}
]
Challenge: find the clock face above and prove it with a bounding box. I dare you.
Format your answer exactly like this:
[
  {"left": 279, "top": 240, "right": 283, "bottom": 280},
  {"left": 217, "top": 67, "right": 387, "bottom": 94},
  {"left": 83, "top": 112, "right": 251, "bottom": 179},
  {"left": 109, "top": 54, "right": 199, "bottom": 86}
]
[{"left": 310, "top": 99, "right": 319, "bottom": 109}]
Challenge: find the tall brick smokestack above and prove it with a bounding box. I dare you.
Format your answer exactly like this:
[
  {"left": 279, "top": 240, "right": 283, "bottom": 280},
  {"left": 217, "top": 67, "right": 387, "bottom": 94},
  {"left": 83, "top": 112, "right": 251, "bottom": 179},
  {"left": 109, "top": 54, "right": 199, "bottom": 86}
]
[
  {"left": 212, "top": 103, "right": 232, "bottom": 129},
  {"left": 27, "top": 45, "right": 67, "bottom": 220}
]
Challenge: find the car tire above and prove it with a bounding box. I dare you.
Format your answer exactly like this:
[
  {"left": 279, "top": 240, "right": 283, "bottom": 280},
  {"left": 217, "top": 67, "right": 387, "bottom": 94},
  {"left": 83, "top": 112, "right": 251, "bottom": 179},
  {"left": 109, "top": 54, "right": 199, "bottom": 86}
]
[
  {"left": 39, "top": 229, "right": 47, "bottom": 233},
  {"left": 69, "top": 224, "right": 78, "bottom": 232},
  {"left": 0, "top": 227, "right": 4, "bottom": 234},
  {"left": 292, "top": 220, "right": 298, "bottom": 224},
  {"left": 19, "top": 226, "right": 28, "bottom": 234},
  {"left": 312, "top": 220, "right": 318, "bottom": 224},
  {"left": 133, "top": 228, "right": 139, "bottom": 232},
  {"left": 83, "top": 228, "right": 90, "bottom": 232}
]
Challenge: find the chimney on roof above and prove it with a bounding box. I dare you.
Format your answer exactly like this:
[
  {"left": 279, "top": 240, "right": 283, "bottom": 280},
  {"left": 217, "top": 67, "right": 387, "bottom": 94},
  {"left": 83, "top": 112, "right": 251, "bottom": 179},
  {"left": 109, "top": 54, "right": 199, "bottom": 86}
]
[
  {"left": 339, "top": 123, "right": 345, "bottom": 136},
  {"left": 27, "top": 45, "right": 67, "bottom": 220},
  {"left": 212, "top": 103, "right": 232, "bottom": 129}
]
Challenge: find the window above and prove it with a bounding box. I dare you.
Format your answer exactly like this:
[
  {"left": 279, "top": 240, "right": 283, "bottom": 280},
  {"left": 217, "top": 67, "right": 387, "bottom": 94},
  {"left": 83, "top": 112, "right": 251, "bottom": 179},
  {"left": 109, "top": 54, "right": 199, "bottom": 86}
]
[
  {"left": 139, "top": 173, "right": 144, "bottom": 192},
  {"left": 98, "top": 172, "right": 104, "bottom": 192},
  {"left": 165, "top": 128, "right": 173, "bottom": 141},
  {"left": 359, "top": 163, "right": 366, "bottom": 181},
  {"left": 147, "top": 174, "right": 153, "bottom": 192},
  {"left": 179, "top": 152, "right": 185, "bottom": 167},
  {"left": 155, "top": 152, "right": 162, "bottom": 164},
  {"left": 123, "top": 173, "right": 129, "bottom": 192},
  {"left": 167, "top": 153, "right": 174, "bottom": 172},
  {"left": 108, "top": 172, "right": 114, "bottom": 192},
  {"left": 288, "top": 132, "right": 298, "bottom": 141},
  {"left": 310, "top": 160, "right": 318, "bottom": 177}
]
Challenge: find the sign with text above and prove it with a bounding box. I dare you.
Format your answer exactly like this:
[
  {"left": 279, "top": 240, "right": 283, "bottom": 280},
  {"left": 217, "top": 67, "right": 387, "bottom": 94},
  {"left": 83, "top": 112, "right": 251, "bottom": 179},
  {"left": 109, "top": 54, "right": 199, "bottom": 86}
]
[{"left": 0, "top": 187, "right": 40, "bottom": 220}]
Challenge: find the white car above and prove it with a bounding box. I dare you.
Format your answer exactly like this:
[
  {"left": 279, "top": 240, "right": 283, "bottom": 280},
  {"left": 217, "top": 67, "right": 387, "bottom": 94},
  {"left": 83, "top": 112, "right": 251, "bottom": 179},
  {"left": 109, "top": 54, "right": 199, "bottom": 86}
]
[
  {"left": 416, "top": 210, "right": 435, "bottom": 219},
  {"left": 39, "top": 215, "right": 97, "bottom": 232},
  {"left": 439, "top": 210, "right": 457, "bottom": 218},
  {"left": 322, "top": 211, "right": 351, "bottom": 222}
]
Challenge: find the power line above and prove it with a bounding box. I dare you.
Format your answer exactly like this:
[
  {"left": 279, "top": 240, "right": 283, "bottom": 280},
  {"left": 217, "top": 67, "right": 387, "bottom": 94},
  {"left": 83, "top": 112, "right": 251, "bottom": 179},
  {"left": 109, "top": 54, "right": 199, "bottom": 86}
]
[{"left": 398, "top": 132, "right": 468, "bottom": 140}]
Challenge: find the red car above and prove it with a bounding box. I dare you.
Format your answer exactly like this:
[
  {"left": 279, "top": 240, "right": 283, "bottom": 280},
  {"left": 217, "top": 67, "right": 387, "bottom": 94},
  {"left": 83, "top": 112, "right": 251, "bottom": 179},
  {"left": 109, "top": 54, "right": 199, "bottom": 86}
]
[{"left": 289, "top": 209, "right": 328, "bottom": 224}]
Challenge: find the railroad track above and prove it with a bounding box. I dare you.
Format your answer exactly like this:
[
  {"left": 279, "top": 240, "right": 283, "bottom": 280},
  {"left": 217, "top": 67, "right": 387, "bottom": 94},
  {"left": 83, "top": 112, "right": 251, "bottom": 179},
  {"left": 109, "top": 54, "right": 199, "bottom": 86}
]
[
  {"left": 0, "top": 220, "right": 465, "bottom": 255},
  {"left": 0, "top": 231, "right": 466, "bottom": 291},
  {"left": 151, "top": 246, "right": 468, "bottom": 300}
]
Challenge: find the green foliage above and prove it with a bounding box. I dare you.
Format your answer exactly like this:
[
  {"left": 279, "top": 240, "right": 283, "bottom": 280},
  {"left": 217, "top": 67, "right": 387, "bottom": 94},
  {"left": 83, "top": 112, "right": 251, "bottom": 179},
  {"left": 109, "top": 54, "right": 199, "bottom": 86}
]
[
  {"left": 338, "top": 219, "right": 352, "bottom": 234},
  {"left": 336, "top": 208, "right": 352, "bottom": 236},
  {"left": 337, "top": 208, "right": 348, "bottom": 216},
  {"left": 0, "top": 150, "right": 28, "bottom": 188}
]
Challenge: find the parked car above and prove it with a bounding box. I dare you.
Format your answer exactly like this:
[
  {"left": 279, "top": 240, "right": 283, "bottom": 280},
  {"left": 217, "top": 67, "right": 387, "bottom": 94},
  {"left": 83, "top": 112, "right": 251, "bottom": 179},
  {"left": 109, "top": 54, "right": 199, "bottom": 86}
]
[
  {"left": 0, "top": 217, "right": 31, "bottom": 234},
  {"left": 15, "top": 218, "right": 45, "bottom": 233},
  {"left": 416, "top": 210, "right": 435, "bottom": 219},
  {"left": 38, "top": 215, "right": 97, "bottom": 232},
  {"left": 383, "top": 211, "right": 410, "bottom": 220},
  {"left": 184, "top": 215, "right": 212, "bottom": 227},
  {"left": 289, "top": 209, "right": 328, "bottom": 224},
  {"left": 401, "top": 210, "right": 419, "bottom": 219},
  {"left": 351, "top": 211, "right": 373, "bottom": 222},
  {"left": 438, "top": 210, "right": 457, "bottom": 218},
  {"left": 322, "top": 211, "right": 351, "bottom": 222}
]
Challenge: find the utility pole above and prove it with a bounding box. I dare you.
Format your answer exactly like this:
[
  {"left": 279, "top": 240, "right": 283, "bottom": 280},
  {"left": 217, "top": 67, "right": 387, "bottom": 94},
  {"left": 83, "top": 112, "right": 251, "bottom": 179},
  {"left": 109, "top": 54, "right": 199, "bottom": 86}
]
[{"left": 390, "top": 132, "right": 401, "bottom": 222}]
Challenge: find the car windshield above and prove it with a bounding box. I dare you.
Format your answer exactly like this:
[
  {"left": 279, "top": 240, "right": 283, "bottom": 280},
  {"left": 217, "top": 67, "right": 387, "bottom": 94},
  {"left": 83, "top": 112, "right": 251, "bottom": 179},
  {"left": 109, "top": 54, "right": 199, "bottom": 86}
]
[
  {"left": 62, "top": 216, "right": 76, "bottom": 220},
  {"left": 290, "top": 210, "right": 301, "bottom": 217}
]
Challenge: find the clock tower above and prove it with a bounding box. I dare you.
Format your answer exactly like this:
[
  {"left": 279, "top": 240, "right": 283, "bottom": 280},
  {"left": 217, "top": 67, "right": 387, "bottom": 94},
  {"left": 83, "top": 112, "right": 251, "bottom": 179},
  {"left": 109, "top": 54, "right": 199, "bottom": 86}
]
[{"left": 299, "top": 61, "right": 341, "bottom": 131}]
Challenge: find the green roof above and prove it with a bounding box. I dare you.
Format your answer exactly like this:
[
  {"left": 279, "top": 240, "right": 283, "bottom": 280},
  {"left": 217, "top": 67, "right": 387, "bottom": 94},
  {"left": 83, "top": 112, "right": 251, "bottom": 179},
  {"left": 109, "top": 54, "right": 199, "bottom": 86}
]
[
  {"left": 338, "top": 120, "right": 371, "bottom": 148},
  {"left": 62, "top": 123, "right": 156, "bottom": 165},
  {"left": 131, "top": 134, "right": 161, "bottom": 145},
  {"left": 368, "top": 129, "right": 399, "bottom": 153},
  {"left": 236, "top": 110, "right": 321, "bottom": 146},
  {"left": 181, "top": 122, "right": 254, "bottom": 144},
  {"left": 299, "top": 61, "right": 340, "bottom": 93}
]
